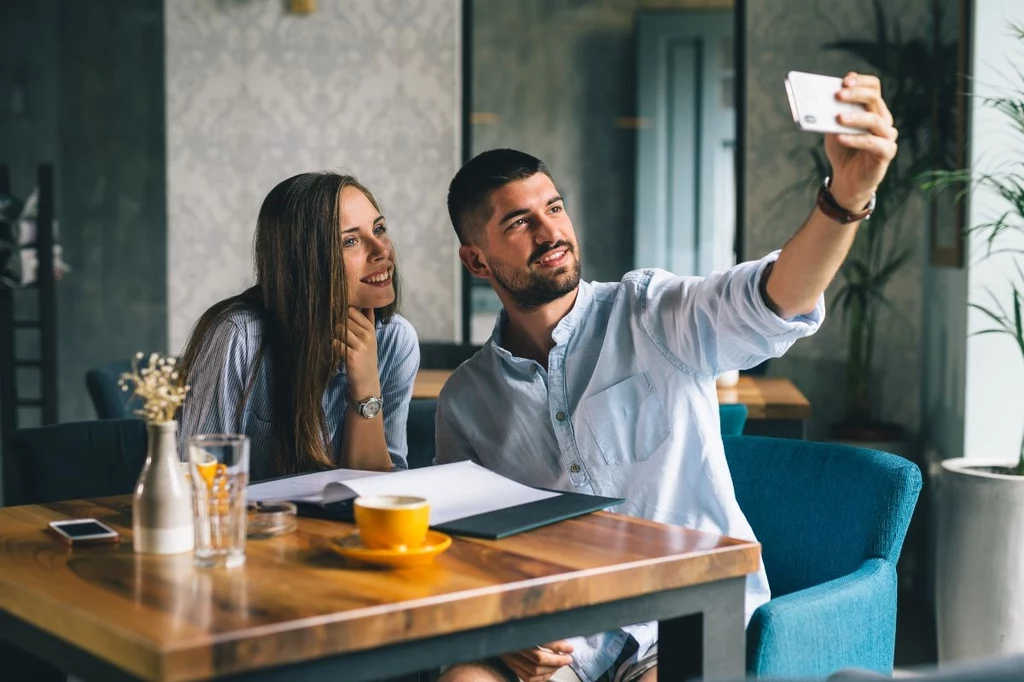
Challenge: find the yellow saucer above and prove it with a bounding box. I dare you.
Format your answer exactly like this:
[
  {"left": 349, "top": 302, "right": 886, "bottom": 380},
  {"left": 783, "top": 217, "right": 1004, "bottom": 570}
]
[{"left": 330, "top": 530, "right": 452, "bottom": 568}]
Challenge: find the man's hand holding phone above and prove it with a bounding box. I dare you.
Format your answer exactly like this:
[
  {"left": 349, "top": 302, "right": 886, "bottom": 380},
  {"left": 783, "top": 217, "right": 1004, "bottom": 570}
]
[
  {"left": 785, "top": 71, "right": 868, "bottom": 135},
  {"left": 786, "top": 70, "right": 898, "bottom": 212}
]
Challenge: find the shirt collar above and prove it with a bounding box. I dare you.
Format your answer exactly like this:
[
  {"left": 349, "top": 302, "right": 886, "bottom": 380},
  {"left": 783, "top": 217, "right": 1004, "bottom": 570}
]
[
  {"left": 487, "top": 280, "right": 594, "bottom": 363},
  {"left": 553, "top": 279, "right": 593, "bottom": 343}
]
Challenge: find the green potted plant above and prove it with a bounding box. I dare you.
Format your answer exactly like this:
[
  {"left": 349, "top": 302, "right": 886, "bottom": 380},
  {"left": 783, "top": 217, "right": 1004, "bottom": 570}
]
[
  {"left": 788, "top": 0, "right": 958, "bottom": 445},
  {"left": 926, "top": 21, "right": 1024, "bottom": 662}
]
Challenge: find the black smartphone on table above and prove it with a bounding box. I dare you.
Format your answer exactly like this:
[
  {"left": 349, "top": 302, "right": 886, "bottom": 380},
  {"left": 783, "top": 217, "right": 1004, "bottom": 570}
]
[{"left": 48, "top": 518, "right": 121, "bottom": 546}]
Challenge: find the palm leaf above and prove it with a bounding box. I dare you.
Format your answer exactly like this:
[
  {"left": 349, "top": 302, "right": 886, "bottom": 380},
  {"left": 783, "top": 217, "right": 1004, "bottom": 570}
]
[
  {"left": 984, "top": 285, "right": 1014, "bottom": 320},
  {"left": 871, "top": 247, "right": 914, "bottom": 287},
  {"left": 974, "top": 328, "right": 1013, "bottom": 336},
  {"left": 831, "top": 287, "right": 854, "bottom": 321},
  {"left": 863, "top": 284, "right": 907, "bottom": 324},
  {"left": 842, "top": 258, "right": 872, "bottom": 283},
  {"left": 970, "top": 302, "right": 1012, "bottom": 332},
  {"left": 1014, "top": 287, "right": 1024, "bottom": 355},
  {"left": 1015, "top": 258, "right": 1024, "bottom": 290}
]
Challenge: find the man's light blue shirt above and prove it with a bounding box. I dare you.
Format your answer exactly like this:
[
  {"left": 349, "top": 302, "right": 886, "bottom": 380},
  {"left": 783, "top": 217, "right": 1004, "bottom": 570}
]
[{"left": 435, "top": 252, "right": 824, "bottom": 682}]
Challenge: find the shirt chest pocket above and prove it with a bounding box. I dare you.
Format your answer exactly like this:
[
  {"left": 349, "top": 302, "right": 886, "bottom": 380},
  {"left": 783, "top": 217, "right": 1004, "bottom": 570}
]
[{"left": 583, "top": 372, "right": 672, "bottom": 465}]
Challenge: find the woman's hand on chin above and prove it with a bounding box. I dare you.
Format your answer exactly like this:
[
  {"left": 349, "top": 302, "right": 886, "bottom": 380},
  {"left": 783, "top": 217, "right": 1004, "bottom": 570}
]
[{"left": 335, "top": 307, "right": 382, "bottom": 399}]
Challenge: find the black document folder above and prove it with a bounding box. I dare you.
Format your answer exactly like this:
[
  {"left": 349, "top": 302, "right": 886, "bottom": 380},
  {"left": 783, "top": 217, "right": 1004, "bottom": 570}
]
[
  {"left": 249, "top": 461, "right": 625, "bottom": 540},
  {"left": 294, "top": 489, "right": 624, "bottom": 540}
]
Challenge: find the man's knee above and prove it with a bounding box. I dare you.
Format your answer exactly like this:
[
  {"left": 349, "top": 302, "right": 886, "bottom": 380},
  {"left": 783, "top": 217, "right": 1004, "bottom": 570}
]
[{"left": 438, "top": 662, "right": 511, "bottom": 682}]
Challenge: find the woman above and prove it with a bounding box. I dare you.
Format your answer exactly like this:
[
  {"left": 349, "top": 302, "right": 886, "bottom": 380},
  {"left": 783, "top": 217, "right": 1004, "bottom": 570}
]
[{"left": 177, "top": 172, "right": 419, "bottom": 481}]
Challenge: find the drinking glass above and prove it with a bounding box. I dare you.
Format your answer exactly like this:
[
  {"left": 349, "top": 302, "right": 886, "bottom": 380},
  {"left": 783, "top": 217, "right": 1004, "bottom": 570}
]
[{"left": 189, "top": 434, "right": 249, "bottom": 568}]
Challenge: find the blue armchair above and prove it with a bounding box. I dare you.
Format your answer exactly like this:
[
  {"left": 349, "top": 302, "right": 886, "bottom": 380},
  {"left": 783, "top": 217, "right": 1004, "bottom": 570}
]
[
  {"left": 85, "top": 359, "right": 140, "bottom": 419},
  {"left": 719, "top": 403, "right": 749, "bottom": 436},
  {"left": 3, "top": 418, "right": 147, "bottom": 506},
  {"left": 407, "top": 399, "right": 438, "bottom": 470},
  {"left": 724, "top": 436, "right": 922, "bottom": 678}
]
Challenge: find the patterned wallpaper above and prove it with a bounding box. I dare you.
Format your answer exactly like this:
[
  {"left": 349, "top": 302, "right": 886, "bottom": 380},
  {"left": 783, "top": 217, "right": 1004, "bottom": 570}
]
[
  {"left": 744, "top": 0, "right": 937, "bottom": 442},
  {"left": 165, "top": 0, "right": 461, "bottom": 350}
]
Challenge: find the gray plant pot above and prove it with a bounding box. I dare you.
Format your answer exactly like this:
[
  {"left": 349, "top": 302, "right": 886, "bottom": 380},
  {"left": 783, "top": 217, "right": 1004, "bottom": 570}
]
[{"left": 936, "top": 458, "right": 1024, "bottom": 662}]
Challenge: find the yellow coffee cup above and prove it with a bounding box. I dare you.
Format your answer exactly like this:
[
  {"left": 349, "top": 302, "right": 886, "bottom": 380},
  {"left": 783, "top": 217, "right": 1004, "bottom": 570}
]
[{"left": 353, "top": 495, "right": 430, "bottom": 551}]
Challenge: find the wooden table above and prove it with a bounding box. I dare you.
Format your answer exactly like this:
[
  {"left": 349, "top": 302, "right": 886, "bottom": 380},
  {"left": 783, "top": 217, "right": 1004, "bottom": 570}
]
[
  {"left": 717, "top": 376, "right": 811, "bottom": 438},
  {"left": 0, "top": 498, "right": 759, "bottom": 681},
  {"left": 412, "top": 369, "right": 452, "bottom": 400},
  {"left": 415, "top": 370, "right": 810, "bottom": 437}
]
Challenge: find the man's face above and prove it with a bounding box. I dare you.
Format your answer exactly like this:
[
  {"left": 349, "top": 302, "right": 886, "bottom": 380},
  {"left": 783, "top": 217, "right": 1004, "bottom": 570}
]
[{"left": 461, "top": 173, "right": 581, "bottom": 312}]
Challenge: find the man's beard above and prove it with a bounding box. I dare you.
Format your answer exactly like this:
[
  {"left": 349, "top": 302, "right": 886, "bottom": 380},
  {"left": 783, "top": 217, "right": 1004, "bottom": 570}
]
[{"left": 489, "top": 244, "right": 581, "bottom": 313}]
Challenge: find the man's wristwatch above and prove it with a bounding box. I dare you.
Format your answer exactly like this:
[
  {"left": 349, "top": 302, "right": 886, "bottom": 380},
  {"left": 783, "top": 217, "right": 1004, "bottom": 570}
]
[
  {"left": 816, "top": 176, "right": 876, "bottom": 224},
  {"left": 353, "top": 395, "right": 383, "bottom": 419}
]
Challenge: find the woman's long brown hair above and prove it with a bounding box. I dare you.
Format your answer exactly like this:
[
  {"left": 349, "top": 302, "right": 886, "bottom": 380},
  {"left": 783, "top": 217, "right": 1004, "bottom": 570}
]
[{"left": 178, "top": 172, "right": 399, "bottom": 476}]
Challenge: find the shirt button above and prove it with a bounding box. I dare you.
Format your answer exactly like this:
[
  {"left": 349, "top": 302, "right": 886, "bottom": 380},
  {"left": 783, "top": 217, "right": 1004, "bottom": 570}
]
[
  {"left": 569, "top": 463, "right": 581, "bottom": 473},
  {"left": 531, "top": 365, "right": 538, "bottom": 373},
  {"left": 556, "top": 411, "right": 566, "bottom": 422}
]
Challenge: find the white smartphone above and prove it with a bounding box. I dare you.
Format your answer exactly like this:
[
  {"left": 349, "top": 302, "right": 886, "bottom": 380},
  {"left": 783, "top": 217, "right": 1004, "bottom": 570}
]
[
  {"left": 48, "top": 518, "right": 121, "bottom": 546},
  {"left": 785, "top": 71, "right": 867, "bottom": 135}
]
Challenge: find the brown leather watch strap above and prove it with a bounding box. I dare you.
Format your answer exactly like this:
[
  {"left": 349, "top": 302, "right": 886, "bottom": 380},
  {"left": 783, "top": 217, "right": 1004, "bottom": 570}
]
[{"left": 816, "top": 177, "right": 875, "bottom": 224}]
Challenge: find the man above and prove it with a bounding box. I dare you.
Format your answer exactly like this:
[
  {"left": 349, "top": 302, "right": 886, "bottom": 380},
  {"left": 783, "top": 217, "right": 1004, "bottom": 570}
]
[{"left": 436, "top": 73, "right": 897, "bottom": 682}]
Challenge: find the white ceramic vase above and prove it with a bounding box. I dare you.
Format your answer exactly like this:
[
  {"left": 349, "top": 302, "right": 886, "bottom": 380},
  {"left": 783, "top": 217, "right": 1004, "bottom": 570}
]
[
  {"left": 133, "top": 421, "right": 194, "bottom": 554},
  {"left": 936, "top": 458, "right": 1024, "bottom": 662}
]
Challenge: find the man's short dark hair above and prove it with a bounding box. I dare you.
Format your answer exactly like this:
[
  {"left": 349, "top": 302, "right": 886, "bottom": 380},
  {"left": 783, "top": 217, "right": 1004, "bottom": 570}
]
[{"left": 447, "top": 148, "right": 552, "bottom": 244}]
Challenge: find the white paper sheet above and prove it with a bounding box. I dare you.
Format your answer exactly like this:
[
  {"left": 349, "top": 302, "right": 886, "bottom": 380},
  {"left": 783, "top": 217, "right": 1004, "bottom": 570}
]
[
  {"left": 246, "top": 461, "right": 558, "bottom": 526},
  {"left": 338, "top": 461, "right": 559, "bottom": 525},
  {"left": 247, "top": 467, "right": 386, "bottom": 503}
]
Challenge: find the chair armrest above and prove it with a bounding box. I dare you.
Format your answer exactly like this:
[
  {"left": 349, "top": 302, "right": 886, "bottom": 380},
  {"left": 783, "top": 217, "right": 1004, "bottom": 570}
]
[{"left": 747, "top": 558, "right": 898, "bottom": 678}]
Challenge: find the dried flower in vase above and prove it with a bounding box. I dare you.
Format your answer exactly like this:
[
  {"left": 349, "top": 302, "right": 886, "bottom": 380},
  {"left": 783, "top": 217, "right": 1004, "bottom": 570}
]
[{"left": 118, "top": 352, "right": 189, "bottom": 424}]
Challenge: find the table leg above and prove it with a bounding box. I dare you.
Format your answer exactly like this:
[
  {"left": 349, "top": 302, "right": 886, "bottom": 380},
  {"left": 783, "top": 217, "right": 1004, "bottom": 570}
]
[
  {"left": 658, "top": 577, "right": 746, "bottom": 680},
  {"left": 0, "top": 640, "right": 64, "bottom": 682}
]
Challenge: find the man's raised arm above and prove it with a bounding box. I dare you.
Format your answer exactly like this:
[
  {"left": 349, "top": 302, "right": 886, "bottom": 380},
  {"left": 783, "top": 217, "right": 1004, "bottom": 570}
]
[{"left": 765, "top": 72, "right": 899, "bottom": 319}]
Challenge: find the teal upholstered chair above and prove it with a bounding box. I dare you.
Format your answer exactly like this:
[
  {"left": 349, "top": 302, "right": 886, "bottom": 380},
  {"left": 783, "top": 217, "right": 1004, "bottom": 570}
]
[
  {"left": 85, "top": 359, "right": 142, "bottom": 419},
  {"left": 3, "top": 418, "right": 148, "bottom": 506},
  {"left": 723, "top": 436, "right": 922, "bottom": 678},
  {"left": 719, "top": 403, "right": 748, "bottom": 436},
  {"left": 418, "top": 343, "right": 481, "bottom": 370},
  {"left": 407, "top": 399, "right": 438, "bottom": 470}
]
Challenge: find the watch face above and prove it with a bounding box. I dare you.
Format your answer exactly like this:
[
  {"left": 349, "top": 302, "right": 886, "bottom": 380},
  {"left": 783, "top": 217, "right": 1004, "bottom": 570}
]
[{"left": 360, "top": 397, "right": 383, "bottom": 418}]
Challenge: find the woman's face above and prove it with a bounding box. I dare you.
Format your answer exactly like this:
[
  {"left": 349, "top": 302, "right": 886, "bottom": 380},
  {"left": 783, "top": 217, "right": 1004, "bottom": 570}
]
[{"left": 339, "top": 186, "right": 396, "bottom": 311}]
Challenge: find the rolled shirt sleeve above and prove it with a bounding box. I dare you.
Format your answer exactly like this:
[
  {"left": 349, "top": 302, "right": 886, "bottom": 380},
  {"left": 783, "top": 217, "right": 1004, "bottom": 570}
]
[{"left": 633, "top": 251, "right": 824, "bottom": 377}]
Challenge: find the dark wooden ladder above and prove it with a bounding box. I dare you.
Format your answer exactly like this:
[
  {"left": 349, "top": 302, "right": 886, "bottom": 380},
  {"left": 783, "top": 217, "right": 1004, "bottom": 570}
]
[{"left": 0, "top": 163, "right": 58, "bottom": 442}]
